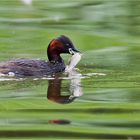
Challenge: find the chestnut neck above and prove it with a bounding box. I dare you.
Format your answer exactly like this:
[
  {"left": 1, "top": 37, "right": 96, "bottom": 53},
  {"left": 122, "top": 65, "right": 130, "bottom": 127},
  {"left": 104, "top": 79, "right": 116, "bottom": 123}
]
[{"left": 47, "top": 44, "right": 62, "bottom": 63}]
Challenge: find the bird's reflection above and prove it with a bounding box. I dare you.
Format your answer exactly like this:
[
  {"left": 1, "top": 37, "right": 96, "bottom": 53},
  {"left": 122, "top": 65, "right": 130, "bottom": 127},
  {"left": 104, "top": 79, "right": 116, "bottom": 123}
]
[
  {"left": 48, "top": 119, "right": 71, "bottom": 125},
  {"left": 47, "top": 70, "right": 83, "bottom": 104}
]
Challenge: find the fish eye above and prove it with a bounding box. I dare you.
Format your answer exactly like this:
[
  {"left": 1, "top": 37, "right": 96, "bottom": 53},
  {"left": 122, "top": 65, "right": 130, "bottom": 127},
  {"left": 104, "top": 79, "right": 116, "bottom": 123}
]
[{"left": 69, "top": 48, "right": 74, "bottom": 55}]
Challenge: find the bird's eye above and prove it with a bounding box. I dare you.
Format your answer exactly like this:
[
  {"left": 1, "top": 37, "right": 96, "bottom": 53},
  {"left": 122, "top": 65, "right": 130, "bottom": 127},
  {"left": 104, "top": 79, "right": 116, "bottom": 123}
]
[{"left": 66, "top": 43, "right": 70, "bottom": 46}]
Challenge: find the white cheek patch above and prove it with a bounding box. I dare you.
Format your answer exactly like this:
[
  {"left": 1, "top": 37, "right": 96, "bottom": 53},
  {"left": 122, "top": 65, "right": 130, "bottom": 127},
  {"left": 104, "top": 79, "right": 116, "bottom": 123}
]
[{"left": 65, "top": 53, "right": 82, "bottom": 72}]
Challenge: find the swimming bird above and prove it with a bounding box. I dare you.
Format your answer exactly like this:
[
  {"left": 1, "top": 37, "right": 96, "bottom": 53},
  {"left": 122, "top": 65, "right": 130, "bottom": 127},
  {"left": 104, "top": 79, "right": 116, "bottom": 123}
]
[{"left": 0, "top": 35, "right": 80, "bottom": 77}]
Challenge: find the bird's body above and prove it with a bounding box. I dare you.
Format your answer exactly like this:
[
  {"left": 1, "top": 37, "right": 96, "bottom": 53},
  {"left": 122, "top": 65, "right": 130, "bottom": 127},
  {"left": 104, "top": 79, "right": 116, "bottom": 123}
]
[
  {"left": 0, "top": 35, "right": 80, "bottom": 77},
  {"left": 0, "top": 58, "right": 65, "bottom": 77}
]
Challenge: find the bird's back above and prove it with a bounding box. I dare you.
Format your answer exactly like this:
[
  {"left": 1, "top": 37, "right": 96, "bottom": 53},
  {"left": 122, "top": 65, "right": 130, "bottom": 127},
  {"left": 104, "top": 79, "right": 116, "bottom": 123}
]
[{"left": 0, "top": 58, "right": 66, "bottom": 77}]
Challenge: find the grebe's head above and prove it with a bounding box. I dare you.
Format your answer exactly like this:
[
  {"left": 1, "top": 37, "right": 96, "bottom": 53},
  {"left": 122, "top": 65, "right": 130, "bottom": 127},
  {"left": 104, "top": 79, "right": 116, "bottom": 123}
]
[{"left": 47, "top": 35, "right": 80, "bottom": 61}]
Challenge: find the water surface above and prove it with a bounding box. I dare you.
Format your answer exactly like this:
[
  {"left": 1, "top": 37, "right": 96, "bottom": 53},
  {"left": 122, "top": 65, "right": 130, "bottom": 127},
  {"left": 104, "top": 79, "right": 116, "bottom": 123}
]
[{"left": 0, "top": 0, "right": 140, "bottom": 139}]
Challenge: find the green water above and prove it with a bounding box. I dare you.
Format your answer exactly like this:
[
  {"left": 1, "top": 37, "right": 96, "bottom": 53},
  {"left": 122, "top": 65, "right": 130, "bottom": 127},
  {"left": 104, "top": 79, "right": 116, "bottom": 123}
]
[{"left": 0, "top": 0, "right": 140, "bottom": 139}]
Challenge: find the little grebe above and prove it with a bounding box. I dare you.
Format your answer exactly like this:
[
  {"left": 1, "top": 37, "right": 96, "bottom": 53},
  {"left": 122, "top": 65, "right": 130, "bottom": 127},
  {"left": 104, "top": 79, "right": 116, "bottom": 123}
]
[{"left": 0, "top": 35, "right": 80, "bottom": 77}]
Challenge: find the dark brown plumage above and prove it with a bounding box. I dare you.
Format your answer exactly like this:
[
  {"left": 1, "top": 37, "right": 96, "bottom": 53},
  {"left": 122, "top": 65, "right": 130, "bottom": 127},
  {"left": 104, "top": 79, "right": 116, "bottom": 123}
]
[{"left": 0, "top": 35, "right": 79, "bottom": 77}]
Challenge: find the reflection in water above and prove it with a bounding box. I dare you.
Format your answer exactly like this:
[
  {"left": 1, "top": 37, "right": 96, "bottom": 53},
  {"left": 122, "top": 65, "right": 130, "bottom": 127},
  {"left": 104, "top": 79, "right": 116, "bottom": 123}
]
[
  {"left": 0, "top": 0, "right": 140, "bottom": 139},
  {"left": 48, "top": 119, "right": 71, "bottom": 125},
  {"left": 21, "top": 0, "right": 32, "bottom": 5},
  {"left": 47, "top": 70, "right": 83, "bottom": 104}
]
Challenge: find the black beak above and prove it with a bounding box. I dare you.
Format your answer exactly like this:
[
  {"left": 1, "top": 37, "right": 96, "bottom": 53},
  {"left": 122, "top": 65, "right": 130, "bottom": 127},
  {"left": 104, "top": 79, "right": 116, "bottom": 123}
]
[
  {"left": 69, "top": 47, "right": 80, "bottom": 55},
  {"left": 73, "top": 47, "right": 80, "bottom": 53}
]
